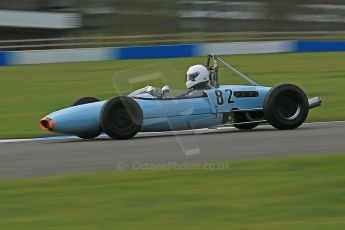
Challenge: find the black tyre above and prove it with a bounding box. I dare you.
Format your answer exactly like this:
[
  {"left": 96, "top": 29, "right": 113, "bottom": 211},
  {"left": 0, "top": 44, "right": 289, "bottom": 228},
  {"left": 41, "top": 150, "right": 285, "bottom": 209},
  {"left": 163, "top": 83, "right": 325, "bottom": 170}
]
[
  {"left": 73, "top": 97, "right": 100, "bottom": 106},
  {"left": 233, "top": 122, "right": 260, "bottom": 130},
  {"left": 72, "top": 96, "right": 101, "bottom": 139},
  {"left": 264, "top": 84, "right": 309, "bottom": 130},
  {"left": 232, "top": 111, "right": 262, "bottom": 130},
  {"left": 100, "top": 96, "right": 143, "bottom": 140}
]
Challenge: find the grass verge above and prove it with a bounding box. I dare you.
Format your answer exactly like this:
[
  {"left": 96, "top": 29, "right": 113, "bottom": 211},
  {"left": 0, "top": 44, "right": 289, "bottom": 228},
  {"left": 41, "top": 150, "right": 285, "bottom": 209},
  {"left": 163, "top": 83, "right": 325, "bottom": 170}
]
[{"left": 1, "top": 154, "right": 345, "bottom": 229}]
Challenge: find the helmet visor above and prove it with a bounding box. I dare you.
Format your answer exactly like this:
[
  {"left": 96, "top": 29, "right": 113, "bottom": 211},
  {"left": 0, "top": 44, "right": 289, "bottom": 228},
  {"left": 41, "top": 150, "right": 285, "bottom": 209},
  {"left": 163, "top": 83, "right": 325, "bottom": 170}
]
[{"left": 186, "top": 72, "right": 199, "bottom": 81}]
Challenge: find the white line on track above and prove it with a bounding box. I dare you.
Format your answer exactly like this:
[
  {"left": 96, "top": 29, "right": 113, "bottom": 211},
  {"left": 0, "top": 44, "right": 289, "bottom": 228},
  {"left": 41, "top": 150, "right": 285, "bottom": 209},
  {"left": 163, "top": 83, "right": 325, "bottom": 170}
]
[{"left": 0, "top": 120, "right": 344, "bottom": 144}]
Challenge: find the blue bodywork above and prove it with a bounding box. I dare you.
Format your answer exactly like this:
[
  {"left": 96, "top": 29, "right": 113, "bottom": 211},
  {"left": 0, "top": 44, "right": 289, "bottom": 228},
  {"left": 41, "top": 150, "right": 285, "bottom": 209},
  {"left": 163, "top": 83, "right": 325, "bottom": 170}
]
[
  {"left": 40, "top": 54, "right": 322, "bottom": 138},
  {"left": 42, "top": 85, "right": 271, "bottom": 136}
]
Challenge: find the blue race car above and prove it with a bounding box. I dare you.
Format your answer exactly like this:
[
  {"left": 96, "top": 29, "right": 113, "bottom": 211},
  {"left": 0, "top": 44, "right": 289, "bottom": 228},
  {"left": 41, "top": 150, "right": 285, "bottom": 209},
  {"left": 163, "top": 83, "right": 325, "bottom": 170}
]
[{"left": 40, "top": 54, "right": 321, "bottom": 139}]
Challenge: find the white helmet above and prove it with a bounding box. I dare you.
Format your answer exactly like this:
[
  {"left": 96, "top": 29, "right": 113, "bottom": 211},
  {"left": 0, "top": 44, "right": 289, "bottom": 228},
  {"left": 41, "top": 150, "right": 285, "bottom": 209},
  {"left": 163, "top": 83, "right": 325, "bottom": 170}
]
[{"left": 186, "top": 64, "right": 209, "bottom": 89}]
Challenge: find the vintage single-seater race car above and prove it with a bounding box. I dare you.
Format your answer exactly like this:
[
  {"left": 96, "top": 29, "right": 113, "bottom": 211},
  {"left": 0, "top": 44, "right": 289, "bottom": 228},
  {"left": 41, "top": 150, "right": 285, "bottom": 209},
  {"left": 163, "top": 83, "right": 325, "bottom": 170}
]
[{"left": 40, "top": 54, "right": 321, "bottom": 140}]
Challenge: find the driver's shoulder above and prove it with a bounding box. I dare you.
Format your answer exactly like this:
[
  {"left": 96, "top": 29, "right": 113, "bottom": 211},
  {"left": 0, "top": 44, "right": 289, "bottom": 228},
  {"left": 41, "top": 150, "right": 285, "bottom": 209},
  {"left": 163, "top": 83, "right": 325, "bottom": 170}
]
[{"left": 184, "top": 89, "right": 206, "bottom": 98}]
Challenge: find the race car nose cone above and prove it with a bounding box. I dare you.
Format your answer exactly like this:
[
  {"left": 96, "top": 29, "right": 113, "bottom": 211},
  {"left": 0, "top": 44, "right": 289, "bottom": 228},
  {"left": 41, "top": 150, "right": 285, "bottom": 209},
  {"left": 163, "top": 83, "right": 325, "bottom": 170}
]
[{"left": 39, "top": 116, "right": 54, "bottom": 131}]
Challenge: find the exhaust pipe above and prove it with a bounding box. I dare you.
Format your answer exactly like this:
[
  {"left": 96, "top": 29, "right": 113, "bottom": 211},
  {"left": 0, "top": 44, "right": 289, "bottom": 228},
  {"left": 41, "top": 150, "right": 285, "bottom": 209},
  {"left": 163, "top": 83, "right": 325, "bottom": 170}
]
[
  {"left": 308, "top": 97, "right": 322, "bottom": 109},
  {"left": 39, "top": 116, "right": 54, "bottom": 131}
]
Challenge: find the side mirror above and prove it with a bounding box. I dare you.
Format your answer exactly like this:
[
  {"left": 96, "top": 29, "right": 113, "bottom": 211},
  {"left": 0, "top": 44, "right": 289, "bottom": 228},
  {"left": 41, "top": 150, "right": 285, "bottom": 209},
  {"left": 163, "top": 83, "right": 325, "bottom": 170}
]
[
  {"left": 146, "top": 86, "right": 154, "bottom": 93},
  {"left": 161, "top": 85, "right": 170, "bottom": 94}
]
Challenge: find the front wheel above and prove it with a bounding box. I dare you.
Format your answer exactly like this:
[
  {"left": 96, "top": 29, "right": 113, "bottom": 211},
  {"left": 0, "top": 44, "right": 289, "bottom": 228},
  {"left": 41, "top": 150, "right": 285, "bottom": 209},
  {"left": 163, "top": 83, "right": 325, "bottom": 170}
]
[
  {"left": 72, "top": 96, "right": 101, "bottom": 139},
  {"left": 72, "top": 96, "right": 100, "bottom": 106},
  {"left": 100, "top": 96, "right": 143, "bottom": 140},
  {"left": 264, "top": 84, "right": 309, "bottom": 130}
]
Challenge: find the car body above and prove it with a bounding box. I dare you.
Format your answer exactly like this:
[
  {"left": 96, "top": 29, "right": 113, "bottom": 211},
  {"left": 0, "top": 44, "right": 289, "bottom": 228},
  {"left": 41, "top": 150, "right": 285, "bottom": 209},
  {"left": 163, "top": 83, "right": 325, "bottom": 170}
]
[{"left": 40, "top": 55, "right": 321, "bottom": 139}]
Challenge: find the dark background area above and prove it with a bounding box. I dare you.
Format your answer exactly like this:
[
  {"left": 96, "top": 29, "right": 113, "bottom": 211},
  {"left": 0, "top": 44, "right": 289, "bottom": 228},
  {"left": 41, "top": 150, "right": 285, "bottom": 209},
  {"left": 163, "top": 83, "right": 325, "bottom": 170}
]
[{"left": 0, "top": 0, "right": 344, "bottom": 40}]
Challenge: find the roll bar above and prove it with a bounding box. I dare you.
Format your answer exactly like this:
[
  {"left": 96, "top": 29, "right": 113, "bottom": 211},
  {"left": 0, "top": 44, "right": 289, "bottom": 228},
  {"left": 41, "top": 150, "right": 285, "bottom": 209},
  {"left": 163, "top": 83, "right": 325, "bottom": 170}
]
[{"left": 206, "top": 54, "right": 259, "bottom": 87}]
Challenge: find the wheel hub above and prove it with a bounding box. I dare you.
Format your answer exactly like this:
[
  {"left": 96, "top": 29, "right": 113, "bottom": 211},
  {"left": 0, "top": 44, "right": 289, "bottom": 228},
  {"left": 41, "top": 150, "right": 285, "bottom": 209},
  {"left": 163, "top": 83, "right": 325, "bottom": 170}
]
[
  {"left": 113, "top": 108, "right": 131, "bottom": 129},
  {"left": 277, "top": 96, "right": 301, "bottom": 120}
]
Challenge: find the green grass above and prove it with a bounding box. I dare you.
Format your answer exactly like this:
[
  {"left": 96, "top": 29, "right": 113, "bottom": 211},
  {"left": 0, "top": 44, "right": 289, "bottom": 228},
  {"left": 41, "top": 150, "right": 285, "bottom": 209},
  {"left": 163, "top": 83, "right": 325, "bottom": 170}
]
[
  {"left": 1, "top": 154, "right": 345, "bottom": 229},
  {"left": 0, "top": 52, "right": 344, "bottom": 138}
]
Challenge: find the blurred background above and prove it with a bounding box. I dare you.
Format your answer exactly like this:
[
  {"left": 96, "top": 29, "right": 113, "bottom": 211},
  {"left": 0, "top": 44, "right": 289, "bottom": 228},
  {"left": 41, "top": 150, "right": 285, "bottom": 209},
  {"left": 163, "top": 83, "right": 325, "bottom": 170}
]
[{"left": 1, "top": 0, "right": 345, "bottom": 49}]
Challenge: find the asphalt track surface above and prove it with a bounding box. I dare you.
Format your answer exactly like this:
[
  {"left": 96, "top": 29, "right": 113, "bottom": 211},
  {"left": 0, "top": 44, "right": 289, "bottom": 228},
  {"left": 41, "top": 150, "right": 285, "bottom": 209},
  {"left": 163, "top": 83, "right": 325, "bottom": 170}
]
[{"left": 1, "top": 121, "right": 345, "bottom": 179}]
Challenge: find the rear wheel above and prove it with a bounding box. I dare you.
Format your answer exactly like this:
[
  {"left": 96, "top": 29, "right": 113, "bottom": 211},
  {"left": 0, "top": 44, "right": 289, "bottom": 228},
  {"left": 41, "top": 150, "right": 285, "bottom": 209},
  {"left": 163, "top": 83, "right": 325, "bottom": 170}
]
[
  {"left": 72, "top": 96, "right": 101, "bottom": 139},
  {"left": 264, "top": 84, "right": 309, "bottom": 130},
  {"left": 232, "top": 111, "right": 262, "bottom": 130},
  {"left": 233, "top": 122, "right": 260, "bottom": 130},
  {"left": 100, "top": 96, "right": 143, "bottom": 140}
]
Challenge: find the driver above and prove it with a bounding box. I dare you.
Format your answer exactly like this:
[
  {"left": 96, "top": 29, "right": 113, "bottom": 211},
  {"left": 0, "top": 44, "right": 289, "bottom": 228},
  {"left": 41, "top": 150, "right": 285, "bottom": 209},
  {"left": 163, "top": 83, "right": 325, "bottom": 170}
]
[{"left": 184, "top": 64, "right": 211, "bottom": 98}]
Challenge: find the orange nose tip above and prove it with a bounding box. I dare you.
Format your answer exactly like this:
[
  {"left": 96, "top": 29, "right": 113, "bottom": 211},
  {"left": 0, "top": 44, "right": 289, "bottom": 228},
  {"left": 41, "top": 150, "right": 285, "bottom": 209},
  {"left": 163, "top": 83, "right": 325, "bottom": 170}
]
[{"left": 39, "top": 116, "right": 54, "bottom": 131}]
